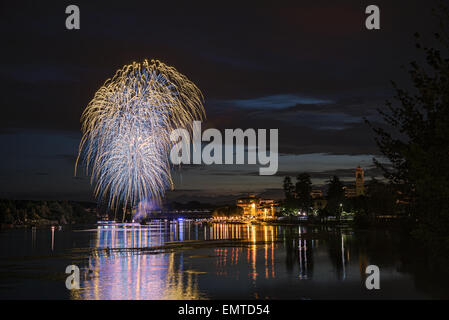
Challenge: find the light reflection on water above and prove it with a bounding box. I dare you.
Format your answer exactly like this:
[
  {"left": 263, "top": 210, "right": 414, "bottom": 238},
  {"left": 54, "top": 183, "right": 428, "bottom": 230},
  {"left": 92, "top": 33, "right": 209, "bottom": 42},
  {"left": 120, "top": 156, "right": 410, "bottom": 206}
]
[
  {"left": 1, "top": 221, "right": 446, "bottom": 299},
  {"left": 72, "top": 222, "right": 381, "bottom": 300},
  {"left": 76, "top": 222, "right": 284, "bottom": 300}
]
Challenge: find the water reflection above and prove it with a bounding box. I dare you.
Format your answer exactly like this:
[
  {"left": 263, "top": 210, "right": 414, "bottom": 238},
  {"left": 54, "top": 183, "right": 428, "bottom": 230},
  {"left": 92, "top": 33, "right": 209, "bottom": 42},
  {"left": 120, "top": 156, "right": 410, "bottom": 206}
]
[
  {"left": 74, "top": 222, "right": 363, "bottom": 299},
  {"left": 74, "top": 222, "right": 203, "bottom": 299},
  {"left": 76, "top": 251, "right": 203, "bottom": 300},
  {"left": 2, "top": 221, "right": 447, "bottom": 299}
]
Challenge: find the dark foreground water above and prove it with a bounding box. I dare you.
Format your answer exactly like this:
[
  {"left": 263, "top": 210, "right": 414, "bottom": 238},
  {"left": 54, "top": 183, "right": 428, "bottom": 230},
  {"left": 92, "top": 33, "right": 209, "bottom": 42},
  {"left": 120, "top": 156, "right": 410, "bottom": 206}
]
[{"left": 0, "top": 221, "right": 448, "bottom": 299}]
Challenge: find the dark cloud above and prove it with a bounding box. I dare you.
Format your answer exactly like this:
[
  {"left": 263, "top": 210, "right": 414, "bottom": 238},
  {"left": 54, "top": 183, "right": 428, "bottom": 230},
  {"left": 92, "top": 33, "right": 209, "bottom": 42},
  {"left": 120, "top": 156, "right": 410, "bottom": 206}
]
[
  {"left": 206, "top": 96, "right": 386, "bottom": 155},
  {"left": 218, "top": 94, "right": 333, "bottom": 110}
]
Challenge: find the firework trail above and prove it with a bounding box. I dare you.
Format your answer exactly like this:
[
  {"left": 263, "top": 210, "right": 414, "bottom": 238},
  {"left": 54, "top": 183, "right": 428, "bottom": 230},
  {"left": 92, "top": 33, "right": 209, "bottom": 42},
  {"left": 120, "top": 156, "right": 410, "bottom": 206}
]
[{"left": 76, "top": 59, "right": 205, "bottom": 218}]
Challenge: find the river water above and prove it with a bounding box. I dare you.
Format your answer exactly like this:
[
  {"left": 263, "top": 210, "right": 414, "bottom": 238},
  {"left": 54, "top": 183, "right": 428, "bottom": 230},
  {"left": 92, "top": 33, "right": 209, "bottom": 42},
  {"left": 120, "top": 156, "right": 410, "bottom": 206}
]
[{"left": 0, "top": 221, "right": 447, "bottom": 299}]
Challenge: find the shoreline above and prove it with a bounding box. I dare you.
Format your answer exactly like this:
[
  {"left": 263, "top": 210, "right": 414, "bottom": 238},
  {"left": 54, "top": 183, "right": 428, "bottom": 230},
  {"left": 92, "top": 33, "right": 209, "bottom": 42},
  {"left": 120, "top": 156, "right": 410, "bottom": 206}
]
[{"left": 1, "top": 217, "right": 410, "bottom": 231}]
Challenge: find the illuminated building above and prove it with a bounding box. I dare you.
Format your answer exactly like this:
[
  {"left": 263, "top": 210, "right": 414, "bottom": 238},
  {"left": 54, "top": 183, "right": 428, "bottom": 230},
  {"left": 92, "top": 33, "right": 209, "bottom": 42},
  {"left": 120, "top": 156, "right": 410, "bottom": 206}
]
[
  {"left": 344, "top": 166, "right": 365, "bottom": 198},
  {"left": 313, "top": 198, "right": 327, "bottom": 210},
  {"left": 344, "top": 186, "right": 357, "bottom": 198},
  {"left": 310, "top": 189, "right": 327, "bottom": 211},
  {"left": 355, "top": 166, "right": 365, "bottom": 196},
  {"left": 236, "top": 194, "right": 277, "bottom": 219},
  {"left": 310, "top": 189, "right": 323, "bottom": 199}
]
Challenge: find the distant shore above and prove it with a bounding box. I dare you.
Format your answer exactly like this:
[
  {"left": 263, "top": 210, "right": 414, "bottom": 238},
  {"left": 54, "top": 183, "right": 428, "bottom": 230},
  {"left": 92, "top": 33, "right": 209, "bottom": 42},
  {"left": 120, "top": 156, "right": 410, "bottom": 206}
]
[{"left": 0, "top": 216, "right": 412, "bottom": 232}]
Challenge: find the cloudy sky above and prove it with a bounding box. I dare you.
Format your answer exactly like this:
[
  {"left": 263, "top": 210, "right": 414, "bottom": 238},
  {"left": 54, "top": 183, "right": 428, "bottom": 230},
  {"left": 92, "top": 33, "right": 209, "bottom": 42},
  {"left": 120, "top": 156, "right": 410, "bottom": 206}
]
[{"left": 0, "top": 0, "right": 438, "bottom": 203}]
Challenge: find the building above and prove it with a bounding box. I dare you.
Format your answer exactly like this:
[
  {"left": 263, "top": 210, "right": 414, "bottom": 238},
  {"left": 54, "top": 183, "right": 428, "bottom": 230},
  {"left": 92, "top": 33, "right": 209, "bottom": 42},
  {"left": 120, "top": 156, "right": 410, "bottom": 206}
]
[
  {"left": 313, "top": 198, "right": 327, "bottom": 210},
  {"left": 344, "top": 186, "right": 357, "bottom": 198},
  {"left": 344, "top": 166, "right": 365, "bottom": 198},
  {"left": 236, "top": 194, "right": 277, "bottom": 219},
  {"left": 355, "top": 166, "right": 365, "bottom": 196},
  {"left": 310, "top": 189, "right": 323, "bottom": 199}
]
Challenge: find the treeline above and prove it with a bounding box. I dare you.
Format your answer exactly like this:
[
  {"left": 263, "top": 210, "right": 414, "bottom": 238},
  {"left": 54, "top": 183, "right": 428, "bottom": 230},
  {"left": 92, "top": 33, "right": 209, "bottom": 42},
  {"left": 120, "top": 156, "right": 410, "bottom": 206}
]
[
  {"left": 282, "top": 174, "right": 399, "bottom": 225},
  {"left": 0, "top": 199, "right": 98, "bottom": 226}
]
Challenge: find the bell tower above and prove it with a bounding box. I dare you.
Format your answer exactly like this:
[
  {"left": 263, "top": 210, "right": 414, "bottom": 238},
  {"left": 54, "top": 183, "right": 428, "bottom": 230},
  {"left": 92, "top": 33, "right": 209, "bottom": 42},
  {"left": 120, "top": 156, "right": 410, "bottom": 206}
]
[{"left": 355, "top": 166, "right": 364, "bottom": 196}]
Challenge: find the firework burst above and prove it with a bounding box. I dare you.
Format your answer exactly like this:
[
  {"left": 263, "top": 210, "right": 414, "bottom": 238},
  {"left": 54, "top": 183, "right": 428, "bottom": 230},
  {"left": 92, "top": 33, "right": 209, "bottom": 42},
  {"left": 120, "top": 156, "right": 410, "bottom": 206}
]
[{"left": 76, "top": 59, "right": 205, "bottom": 216}]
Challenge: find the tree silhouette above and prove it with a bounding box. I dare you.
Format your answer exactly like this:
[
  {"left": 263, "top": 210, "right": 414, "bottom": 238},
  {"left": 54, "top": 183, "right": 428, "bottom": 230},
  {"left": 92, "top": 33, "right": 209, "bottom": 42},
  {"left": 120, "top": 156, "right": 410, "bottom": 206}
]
[
  {"left": 326, "top": 176, "right": 345, "bottom": 219},
  {"left": 366, "top": 3, "right": 449, "bottom": 243},
  {"left": 295, "top": 173, "right": 313, "bottom": 215}
]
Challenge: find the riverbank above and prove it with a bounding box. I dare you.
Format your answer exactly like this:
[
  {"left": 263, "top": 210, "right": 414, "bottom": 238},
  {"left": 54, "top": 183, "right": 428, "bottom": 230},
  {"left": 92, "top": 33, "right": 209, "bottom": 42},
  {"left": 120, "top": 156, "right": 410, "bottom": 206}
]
[
  {"left": 0, "top": 199, "right": 99, "bottom": 230},
  {"left": 1, "top": 220, "right": 62, "bottom": 230},
  {"left": 219, "top": 216, "right": 412, "bottom": 229}
]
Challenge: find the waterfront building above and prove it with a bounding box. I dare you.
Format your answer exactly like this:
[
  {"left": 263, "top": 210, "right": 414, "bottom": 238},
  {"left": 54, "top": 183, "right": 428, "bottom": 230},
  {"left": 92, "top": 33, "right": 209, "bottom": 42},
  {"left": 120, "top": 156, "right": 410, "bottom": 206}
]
[{"left": 236, "top": 194, "right": 277, "bottom": 219}]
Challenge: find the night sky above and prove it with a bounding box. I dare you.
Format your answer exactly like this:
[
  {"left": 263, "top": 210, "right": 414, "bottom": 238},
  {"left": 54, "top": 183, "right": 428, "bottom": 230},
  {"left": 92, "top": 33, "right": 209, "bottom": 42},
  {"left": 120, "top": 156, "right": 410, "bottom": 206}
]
[{"left": 0, "top": 1, "right": 437, "bottom": 203}]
